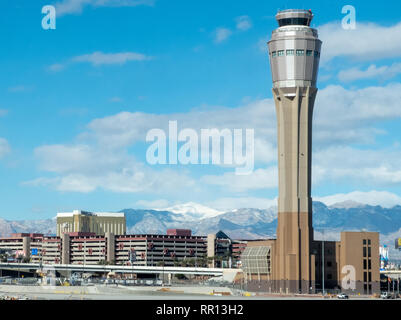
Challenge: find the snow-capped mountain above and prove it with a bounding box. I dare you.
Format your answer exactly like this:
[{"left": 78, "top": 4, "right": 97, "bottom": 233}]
[
  {"left": 157, "top": 202, "right": 225, "bottom": 221},
  {"left": 328, "top": 200, "right": 365, "bottom": 209}
]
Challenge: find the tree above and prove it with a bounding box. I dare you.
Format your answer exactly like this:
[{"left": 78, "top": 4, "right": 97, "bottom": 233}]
[
  {"left": 186, "top": 258, "right": 196, "bottom": 267},
  {"left": 175, "top": 274, "right": 187, "bottom": 280},
  {"left": 22, "top": 257, "right": 30, "bottom": 263}
]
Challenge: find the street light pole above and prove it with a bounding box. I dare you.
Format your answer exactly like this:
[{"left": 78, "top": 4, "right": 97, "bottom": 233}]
[{"left": 322, "top": 229, "right": 325, "bottom": 296}]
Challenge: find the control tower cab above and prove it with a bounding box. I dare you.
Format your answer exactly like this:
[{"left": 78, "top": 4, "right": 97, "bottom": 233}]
[{"left": 268, "top": 9, "right": 322, "bottom": 91}]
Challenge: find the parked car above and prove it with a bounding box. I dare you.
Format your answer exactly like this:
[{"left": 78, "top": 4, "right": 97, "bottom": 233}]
[
  {"left": 380, "top": 292, "right": 392, "bottom": 299},
  {"left": 337, "top": 293, "right": 349, "bottom": 299}
]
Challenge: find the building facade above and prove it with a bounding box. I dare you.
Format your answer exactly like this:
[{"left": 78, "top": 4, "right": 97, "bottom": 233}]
[
  {"left": 241, "top": 232, "right": 380, "bottom": 294},
  {"left": 0, "top": 229, "right": 233, "bottom": 268},
  {"left": 56, "top": 210, "right": 126, "bottom": 236}
]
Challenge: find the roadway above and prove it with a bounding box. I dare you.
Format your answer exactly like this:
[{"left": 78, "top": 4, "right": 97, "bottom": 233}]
[{"left": 0, "top": 262, "right": 237, "bottom": 277}]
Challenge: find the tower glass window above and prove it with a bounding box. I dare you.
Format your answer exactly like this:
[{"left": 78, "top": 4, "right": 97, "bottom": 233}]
[
  {"left": 306, "top": 50, "right": 313, "bottom": 56},
  {"left": 314, "top": 51, "right": 320, "bottom": 57},
  {"left": 296, "top": 49, "right": 305, "bottom": 56},
  {"left": 286, "top": 49, "right": 294, "bottom": 56},
  {"left": 278, "top": 18, "right": 310, "bottom": 27},
  {"left": 272, "top": 51, "right": 277, "bottom": 57},
  {"left": 277, "top": 50, "right": 284, "bottom": 56}
]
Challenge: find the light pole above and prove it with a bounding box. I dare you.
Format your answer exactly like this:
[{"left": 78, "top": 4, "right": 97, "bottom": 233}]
[{"left": 321, "top": 229, "right": 325, "bottom": 296}]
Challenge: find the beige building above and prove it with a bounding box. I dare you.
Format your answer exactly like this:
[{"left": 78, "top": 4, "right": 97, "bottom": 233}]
[
  {"left": 242, "top": 232, "right": 380, "bottom": 294},
  {"left": 56, "top": 210, "right": 126, "bottom": 236}
]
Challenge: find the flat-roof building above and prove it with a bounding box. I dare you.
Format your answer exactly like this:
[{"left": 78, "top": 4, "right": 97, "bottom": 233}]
[
  {"left": 0, "top": 230, "right": 234, "bottom": 268},
  {"left": 56, "top": 210, "right": 126, "bottom": 236}
]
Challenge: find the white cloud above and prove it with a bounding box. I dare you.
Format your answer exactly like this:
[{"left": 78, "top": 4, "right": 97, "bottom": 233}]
[
  {"left": 136, "top": 199, "right": 170, "bottom": 209},
  {"left": 312, "top": 146, "right": 401, "bottom": 187},
  {"left": 54, "top": 0, "right": 155, "bottom": 16},
  {"left": 315, "top": 190, "right": 401, "bottom": 208},
  {"left": 313, "top": 83, "right": 401, "bottom": 146},
  {"left": 338, "top": 63, "right": 401, "bottom": 82},
  {"left": 0, "top": 138, "right": 11, "bottom": 159},
  {"left": 319, "top": 21, "right": 401, "bottom": 63},
  {"left": 28, "top": 83, "right": 401, "bottom": 194},
  {"left": 48, "top": 51, "right": 152, "bottom": 71},
  {"left": 109, "top": 96, "right": 123, "bottom": 103},
  {"left": 201, "top": 167, "right": 278, "bottom": 192},
  {"left": 29, "top": 143, "right": 196, "bottom": 194},
  {"left": 72, "top": 51, "right": 151, "bottom": 66},
  {"left": 47, "top": 63, "right": 66, "bottom": 72},
  {"left": 207, "top": 197, "right": 277, "bottom": 211},
  {"left": 236, "top": 16, "right": 252, "bottom": 31},
  {"left": 214, "top": 28, "right": 232, "bottom": 43},
  {"left": 8, "top": 85, "right": 32, "bottom": 93}
]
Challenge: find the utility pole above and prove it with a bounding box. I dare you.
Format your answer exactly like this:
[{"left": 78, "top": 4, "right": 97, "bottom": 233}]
[{"left": 322, "top": 229, "right": 325, "bottom": 296}]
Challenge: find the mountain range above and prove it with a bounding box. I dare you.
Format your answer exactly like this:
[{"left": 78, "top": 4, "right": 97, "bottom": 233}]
[{"left": 1, "top": 201, "right": 400, "bottom": 259}]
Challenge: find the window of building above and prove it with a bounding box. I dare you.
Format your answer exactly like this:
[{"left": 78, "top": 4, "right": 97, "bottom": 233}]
[
  {"left": 314, "top": 51, "right": 320, "bottom": 57},
  {"left": 368, "top": 272, "right": 372, "bottom": 282},
  {"left": 368, "top": 239, "right": 371, "bottom": 245},
  {"left": 327, "top": 274, "right": 332, "bottom": 280},
  {"left": 306, "top": 50, "right": 313, "bottom": 56},
  {"left": 363, "top": 260, "right": 367, "bottom": 269},
  {"left": 368, "top": 259, "right": 371, "bottom": 269},
  {"left": 363, "top": 247, "right": 367, "bottom": 257},
  {"left": 272, "top": 51, "right": 277, "bottom": 57},
  {"left": 286, "top": 49, "right": 294, "bottom": 56},
  {"left": 278, "top": 18, "right": 310, "bottom": 27},
  {"left": 368, "top": 247, "right": 371, "bottom": 257},
  {"left": 363, "top": 239, "right": 367, "bottom": 245},
  {"left": 296, "top": 49, "right": 304, "bottom": 56},
  {"left": 278, "top": 50, "right": 284, "bottom": 56},
  {"left": 327, "top": 261, "right": 332, "bottom": 267},
  {"left": 364, "top": 272, "right": 367, "bottom": 282}
]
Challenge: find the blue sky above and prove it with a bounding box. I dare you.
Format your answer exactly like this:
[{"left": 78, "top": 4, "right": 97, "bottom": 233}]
[{"left": 1, "top": 0, "right": 401, "bottom": 220}]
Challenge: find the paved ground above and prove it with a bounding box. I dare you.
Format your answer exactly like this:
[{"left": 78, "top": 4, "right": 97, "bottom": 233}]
[{"left": 0, "top": 284, "right": 380, "bottom": 300}]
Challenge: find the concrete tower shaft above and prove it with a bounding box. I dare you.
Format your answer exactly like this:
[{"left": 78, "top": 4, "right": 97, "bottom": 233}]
[{"left": 267, "top": 9, "right": 321, "bottom": 293}]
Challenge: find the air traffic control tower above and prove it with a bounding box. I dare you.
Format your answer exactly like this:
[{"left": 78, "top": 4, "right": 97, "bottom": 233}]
[{"left": 268, "top": 9, "right": 321, "bottom": 293}]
